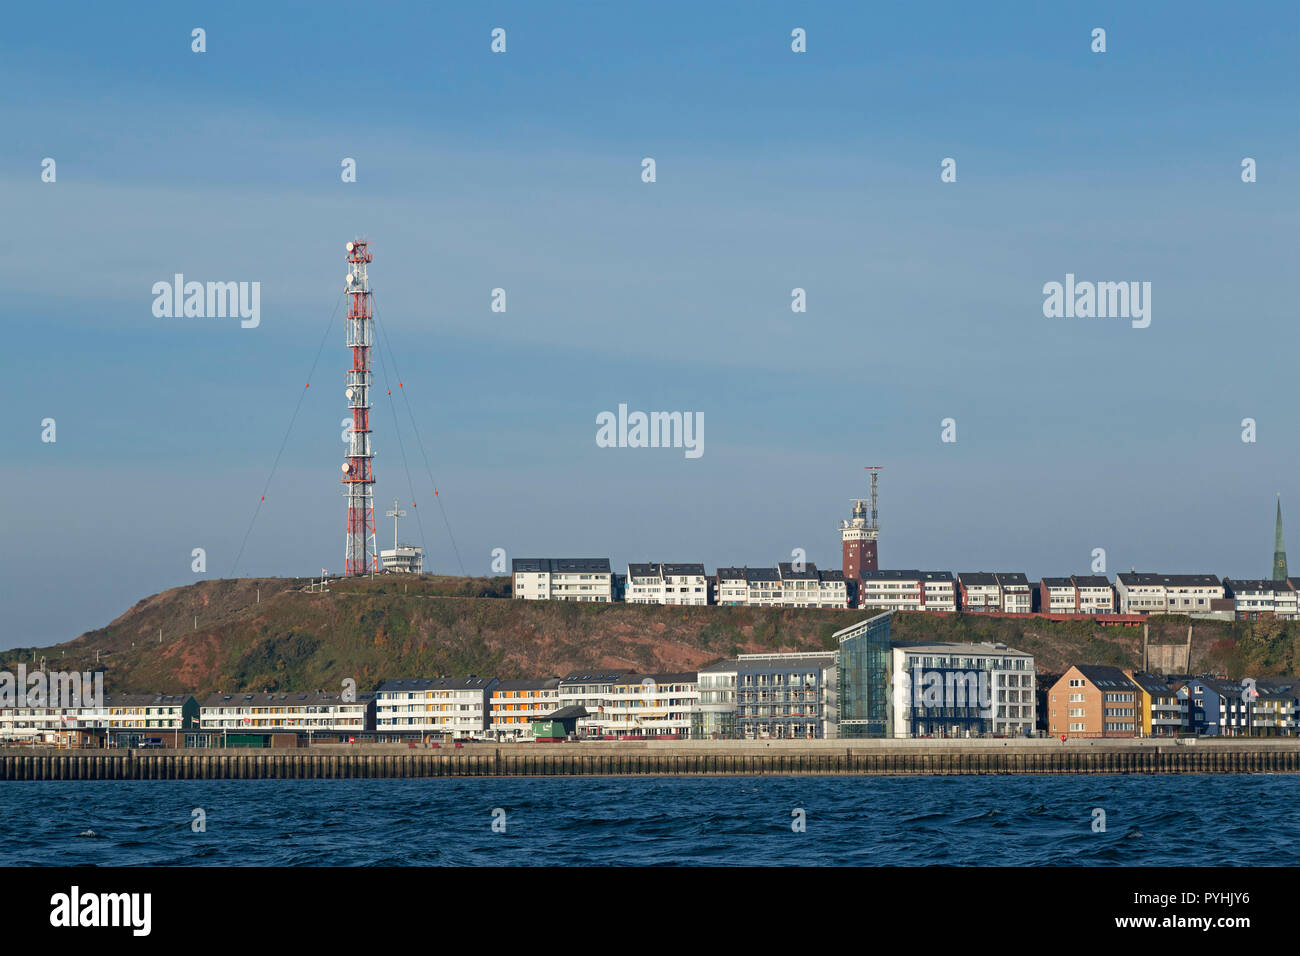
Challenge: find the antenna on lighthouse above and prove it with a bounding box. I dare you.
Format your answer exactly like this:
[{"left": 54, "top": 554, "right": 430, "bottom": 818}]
[{"left": 865, "top": 465, "right": 881, "bottom": 532}]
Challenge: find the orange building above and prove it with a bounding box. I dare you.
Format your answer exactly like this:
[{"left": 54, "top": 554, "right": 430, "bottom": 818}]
[
  {"left": 1047, "top": 665, "right": 1140, "bottom": 738},
  {"left": 489, "top": 678, "right": 562, "bottom": 741}
]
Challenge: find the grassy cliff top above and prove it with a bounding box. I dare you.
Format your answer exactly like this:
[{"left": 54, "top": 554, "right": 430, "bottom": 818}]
[{"left": 6, "top": 575, "right": 1293, "bottom": 695}]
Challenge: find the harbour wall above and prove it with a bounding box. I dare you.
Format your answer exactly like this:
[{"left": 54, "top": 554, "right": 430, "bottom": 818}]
[{"left": 2, "top": 739, "right": 1299, "bottom": 779}]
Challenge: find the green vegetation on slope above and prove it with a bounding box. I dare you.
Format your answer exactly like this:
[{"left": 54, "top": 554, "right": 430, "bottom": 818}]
[{"left": 5, "top": 577, "right": 1295, "bottom": 695}]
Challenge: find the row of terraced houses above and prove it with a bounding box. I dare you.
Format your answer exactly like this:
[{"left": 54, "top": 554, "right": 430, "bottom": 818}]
[
  {"left": 1046, "top": 667, "right": 1300, "bottom": 738},
  {"left": 6, "top": 660, "right": 1295, "bottom": 747},
  {"left": 511, "top": 560, "right": 1300, "bottom": 621}
]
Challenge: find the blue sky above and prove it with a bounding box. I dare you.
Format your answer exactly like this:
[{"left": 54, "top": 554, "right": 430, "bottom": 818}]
[{"left": 2, "top": 1, "right": 1297, "bottom": 646}]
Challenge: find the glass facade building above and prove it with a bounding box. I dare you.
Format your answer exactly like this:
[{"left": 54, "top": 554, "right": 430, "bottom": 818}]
[{"left": 836, "top": 611, "right": 892, "bottom": 738}]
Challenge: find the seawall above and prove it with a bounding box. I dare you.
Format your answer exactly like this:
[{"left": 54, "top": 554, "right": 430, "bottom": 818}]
[{"left": 3, "top": 739, "right": 1299, "bottom": 779}]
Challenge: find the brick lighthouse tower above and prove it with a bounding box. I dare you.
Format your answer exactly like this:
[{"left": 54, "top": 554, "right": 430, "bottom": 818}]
[{"left": 841, "top": 467, "right": 880, "bottom": 584}]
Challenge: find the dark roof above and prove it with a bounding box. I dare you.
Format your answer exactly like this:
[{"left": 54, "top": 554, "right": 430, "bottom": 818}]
[
  {"left": 512, "top": 558, "right": 610, "bottom": 574},
  {"left": 1223, "top": 578, "right": 1295, "bottom": 594},
  {"left": 101, "top": 694, "right": 194, "bottom": 707},
  {"left": 1041, "top": 577, "right": 1074, "bottom": 588},
  {"left": 201, "top": 691, "right": 366, "bottom": 707},
  {"left": 613, "top": 672, "right": 699, "bottom": 686},
  {"left": 862, "top": 569, "right": 924, "bottom": 581},
  {"left": 1116, "top": 572, "right": 1222, "bottom": 587},
  {"left": 995, "top": 573, "right": 1030, "bottom": 588},
  {"left": 958, "top": 572, "right": 998, "bottom": 586},
  {"left": 543, "top": 706, "right": 588, "bottom": 721},
  {"left": 735, "top": 653, "right": 837, "bottom": 672},
  {"left": 1255, "top": 676, "right": 1300, "bottom": 689},
  {"left": 1191, "top": 676, "right": 1300, "bottom": 701},
  {"left": 1126, "top": 671, "right": 1179, "bottom": 696},
  {"left": 744, "top": 567, "right": 781, "bottom": 582},
  {"left": 864, "top": 570, "right": 955, "bottom": 583},
  {"left": 493, "top": 678, "right": 561, "bottom": 692},
  {"left": 697, "top": 659, "right": 740, "bottom": 673},
  {"left": 1073, "top": 665, "right": 1138, "bottom": 690},
  {"left": 1072, "top": 575, "right": 1112, "bottom": 588},
  {"left": 779, "top": 562, "right": 819, "bottom": 580},
  {"left": 376, "top": 677, "right": 497, "bottom": 693},
  {"left": 628, "top": 562, "right": 705, "bottom": 577},
  {"left": 716, "top": 566, "right": 749, "bottom": 579},
  {"left": 559, "top": 670, "right": 633, "bottom": 684},
  {"left": 818, "top": 569, "right": 846, "bottom": 582},
  {"left": 1190, "top": 677, "right": 1247, "bottom": 698}
]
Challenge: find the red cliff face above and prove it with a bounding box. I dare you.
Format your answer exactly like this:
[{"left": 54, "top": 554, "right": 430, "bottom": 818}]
[{"left": 12, "top": 576, "right": 1285, "bottom": 695}]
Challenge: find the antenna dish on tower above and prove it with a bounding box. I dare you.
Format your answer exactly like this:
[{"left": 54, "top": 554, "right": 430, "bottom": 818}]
[{"left": 346, "top": 241, "right": 355, "bottom": 252}]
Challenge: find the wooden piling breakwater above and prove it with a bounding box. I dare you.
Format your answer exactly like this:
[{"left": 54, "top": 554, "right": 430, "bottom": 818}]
[{"left": 1, "top": 741, "right": 1298, "bottom": 780}]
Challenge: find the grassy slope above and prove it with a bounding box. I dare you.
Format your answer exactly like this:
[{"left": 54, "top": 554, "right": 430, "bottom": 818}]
[{"left": 7, "top": 576, "right": 1297, "bottom": 695}]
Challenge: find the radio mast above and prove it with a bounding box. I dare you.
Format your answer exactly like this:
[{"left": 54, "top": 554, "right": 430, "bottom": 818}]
[{"left": 342, "top": 240, "right": 377, "bottom": 576}]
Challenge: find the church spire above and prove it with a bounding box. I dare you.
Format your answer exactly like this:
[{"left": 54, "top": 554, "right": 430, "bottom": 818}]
[{"left": 1274, "top": 494, "right": 1289, "bottom": 581}]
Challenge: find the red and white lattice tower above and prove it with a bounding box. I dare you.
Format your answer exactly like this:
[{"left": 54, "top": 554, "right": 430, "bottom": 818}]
[{"left": 342, "top": 240, "right": 377, "bottom": 575}]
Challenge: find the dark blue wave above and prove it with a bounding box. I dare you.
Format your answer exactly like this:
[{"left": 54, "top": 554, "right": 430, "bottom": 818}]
[{"left": 1, "top": 775, "right": 1295, "bottom": 866}]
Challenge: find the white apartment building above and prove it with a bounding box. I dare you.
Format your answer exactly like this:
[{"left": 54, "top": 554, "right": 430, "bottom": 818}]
[
  {"left": 859, "top": 570, "right": 957, "bottom": 612},
  {"left": 375, "top": 677, "right": 498, "bottom": 738},
  {"left": 1164, "top": 574, "right": 1226, "bottom": 616},
  {"left": 710, "top": 565, "right": 847, "bottom": 608},
  {"left": 889, "top": 642, "right": 1036, "bottom": 738},
  {"left": 958, "top": 573, "right": 1000, "bottom": 612},
  {"left": 693, "top": 660, "right": 738, "bottom": 739},
  {"left": 1074, "top": 575, "right": 1117, "bottom": 613},
  {"left": 1114, "top": 572, "right": 1166, "bottom": 614},
  {"left": 1223, "top": 578, "right": 1300, "bottom": 620},
  {"left": 997, "top": 573, "right": 1032, "bottom": 613},
  {"left": 602, "top": 673, "right": 699, "bottom": 738},
  {"left": 712, "top": 565, "right": 848, "bottom": 609},
  {"left": 0, "top": 694, "right": 196, "bottom": 744},
  {"left": 1040, "top": 577, "right": 1078, "bottom": 614},
  {"left": 715, "top": 568, "right": 749, "bottom": 606},
  {"left": 200, "top": 691, "right": 372, "bottom": 734},
  {"left": 1039, "top": 575, "right": 1115, "bottom": 614},
  {"left": 958, "top": 572, "right": 1031, "bottom": 613},
  {"left": 776, "top": 563, "right": 850, "bottom": 608},
  {"left": 0, "top": 708, "right": 74, "bottom": 741},
  {"left": 511, "top": 558, "right": 613, "bottom": 602},
  {"left": 743, "top": 567, "right": 783, "bottom": 605},
  {"left": 919, "top": 572, "right": 959, "bottom": 611},
  {"left": 626, "top": 563, "right": 709, "bottom": 605},
  {"left": 489, "top": 678, "right": 562, "bottom": 741},
  {"left": 558, "top": 671, "right": 633, "bottom": 738},
  {"left": 734, "top": 653, "right": 839, "bottom": 739},
  {"left": 1115, "top": 572, "right": 1224, "bottom": 615}
]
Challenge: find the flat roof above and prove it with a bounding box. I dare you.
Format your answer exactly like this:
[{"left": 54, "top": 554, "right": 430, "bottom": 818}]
[
  {"left": 512, "top": 558, "right": 611, "bottom": 574},
  {"left": 376, "top": 677, "right": 497, "bottom": 692},
  {"left": 893, "top": 641, "right": 1031, "bottom": 657}
]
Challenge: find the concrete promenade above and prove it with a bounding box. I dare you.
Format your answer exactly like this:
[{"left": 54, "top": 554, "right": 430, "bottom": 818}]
[{"left": 2, "top": 737, "right": 1298, "bottom": 779}]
